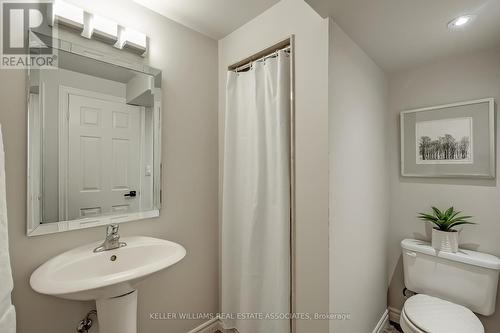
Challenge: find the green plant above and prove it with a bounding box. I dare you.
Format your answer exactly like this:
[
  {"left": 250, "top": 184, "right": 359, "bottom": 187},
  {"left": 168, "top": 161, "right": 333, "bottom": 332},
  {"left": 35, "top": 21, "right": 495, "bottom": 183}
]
[{"left": 418, "top": 206, "right": 475, "bottom": 232}]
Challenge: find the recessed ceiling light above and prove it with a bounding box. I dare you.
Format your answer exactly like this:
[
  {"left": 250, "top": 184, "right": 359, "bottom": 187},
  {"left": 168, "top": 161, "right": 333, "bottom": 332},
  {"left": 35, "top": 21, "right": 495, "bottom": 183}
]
[{"left": 448, "top": 15, "right": 476, "bottom": 30}]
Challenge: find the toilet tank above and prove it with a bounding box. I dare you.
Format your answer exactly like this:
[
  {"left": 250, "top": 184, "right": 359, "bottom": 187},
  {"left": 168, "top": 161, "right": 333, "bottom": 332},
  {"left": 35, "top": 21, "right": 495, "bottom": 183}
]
[{"left": 401, "top": 239, "right": 500, "bottom": 316}]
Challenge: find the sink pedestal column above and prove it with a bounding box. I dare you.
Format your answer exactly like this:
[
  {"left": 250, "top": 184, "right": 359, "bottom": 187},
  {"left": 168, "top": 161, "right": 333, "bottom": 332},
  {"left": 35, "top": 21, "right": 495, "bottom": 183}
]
[{"left": 96, "top": 290, "right": 138, "bottom": 333}]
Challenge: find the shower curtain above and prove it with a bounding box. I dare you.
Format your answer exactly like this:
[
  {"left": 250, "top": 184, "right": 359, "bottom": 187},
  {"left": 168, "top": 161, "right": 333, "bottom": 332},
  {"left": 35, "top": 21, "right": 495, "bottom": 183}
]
[
  {"left": 221, "top": 50, "right": 291, "bottom": 333},
  {"left": 0, "top": 125, "right": 16, "bottom": 333}
]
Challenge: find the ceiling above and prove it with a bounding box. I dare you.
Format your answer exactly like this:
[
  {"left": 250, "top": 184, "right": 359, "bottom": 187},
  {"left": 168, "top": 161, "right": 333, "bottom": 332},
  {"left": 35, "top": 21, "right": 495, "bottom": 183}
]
[
  {"left": 132, "top": 0, "right": 500, "bottom": 72},
  {"left": 132, "top": 0, "right": 280, "bottom": 39},
  {"left": 305, "top": 0, "right": 500, "bottom": 72}
]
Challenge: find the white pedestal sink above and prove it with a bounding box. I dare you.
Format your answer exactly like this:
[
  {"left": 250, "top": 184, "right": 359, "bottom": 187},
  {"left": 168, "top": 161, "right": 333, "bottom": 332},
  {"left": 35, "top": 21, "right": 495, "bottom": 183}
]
[{"left": 30, "top": 236, "right": 186, "bottom": 333}]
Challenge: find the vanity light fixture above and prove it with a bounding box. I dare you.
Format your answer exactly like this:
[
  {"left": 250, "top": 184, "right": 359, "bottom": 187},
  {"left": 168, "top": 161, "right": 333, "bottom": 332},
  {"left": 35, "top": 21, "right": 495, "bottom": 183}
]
[
  {"left": 448, "top": 15, "right": 476, "bottom": 30},
  {"left": 51, "top": 0, "right": 148, "bottom": 56},
  {"left": 116, "top": 27, "right": 148, "bottom": 55},
  {"left": 89, "top": 14, "right": 119, "bottom": 43},
  {"left": 52, "top": 0, "right": 84, "bottom": 30}
]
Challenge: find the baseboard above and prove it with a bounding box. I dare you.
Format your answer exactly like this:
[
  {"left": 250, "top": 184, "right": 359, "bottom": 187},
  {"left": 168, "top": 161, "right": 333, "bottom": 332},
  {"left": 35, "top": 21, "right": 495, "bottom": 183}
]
[
  {"left": 216, "top": 322, "right": 235, "bottom": 333},
  {"left": 388, "top": 307, "right": 401, "bottom": 324},
  {"left": 190, "top": 313, "right": 394, "bottom": 333},
  {"left": 186, "top": 318, "right": 221, "bottom": 333},
  {"left": 372, "top": 309, "right": 389, "bottom": 333}
]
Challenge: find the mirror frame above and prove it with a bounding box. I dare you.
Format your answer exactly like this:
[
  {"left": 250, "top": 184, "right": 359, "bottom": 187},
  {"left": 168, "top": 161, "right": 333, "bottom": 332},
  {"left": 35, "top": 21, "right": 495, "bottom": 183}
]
[{"left": 26, "top": 35, "right": 162, "bottom": 236}]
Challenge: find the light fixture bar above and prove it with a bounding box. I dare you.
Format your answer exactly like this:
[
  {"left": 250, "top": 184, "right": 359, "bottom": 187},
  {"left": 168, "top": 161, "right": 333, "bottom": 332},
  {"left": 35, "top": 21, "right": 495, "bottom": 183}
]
[
  {"left": 124, "top": 27, "right": 147, "bottom": 53},
  {"left": 52, "top": 0, "right": 84, "bottom": 30},
  {"left": 92, "top": 15, "right": 119, "bottom": 42},
  {"left": 52, "top": 1, "right": 148, "bottom": 56}
]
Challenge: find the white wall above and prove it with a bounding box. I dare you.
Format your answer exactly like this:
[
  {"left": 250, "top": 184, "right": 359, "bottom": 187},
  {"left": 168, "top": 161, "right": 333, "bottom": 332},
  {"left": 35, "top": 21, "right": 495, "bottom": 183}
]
[
  {"left": 387, "top": 46, "right": 500, "bottom": 332},
  {"left": 218, "top": 0, "right": 330, "bottom": 331},
  {"left": 0, "top": 0, "right": 219, "bottom": 332},
  {"left": 329, "top": 22, "right": 390, "bottom": 333}
]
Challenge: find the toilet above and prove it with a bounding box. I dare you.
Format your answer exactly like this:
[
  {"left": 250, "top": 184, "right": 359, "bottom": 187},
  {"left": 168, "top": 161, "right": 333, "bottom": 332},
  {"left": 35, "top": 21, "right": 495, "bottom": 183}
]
[{"left": 400, "top": 239, "right": 500, "bottom": 333}]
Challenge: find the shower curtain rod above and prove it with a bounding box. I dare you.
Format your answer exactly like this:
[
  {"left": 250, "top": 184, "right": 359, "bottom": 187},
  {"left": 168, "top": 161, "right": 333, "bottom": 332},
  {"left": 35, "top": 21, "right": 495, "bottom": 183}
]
[{"left": 232, "top": 45, "right": 291, "bottom": 73}]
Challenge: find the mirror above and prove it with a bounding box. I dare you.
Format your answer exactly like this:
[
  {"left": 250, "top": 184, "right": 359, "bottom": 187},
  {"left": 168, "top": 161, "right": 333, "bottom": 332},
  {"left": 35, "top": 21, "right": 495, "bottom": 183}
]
[{"left": 27, "top": 39, "right": 162, "bottom": 236}]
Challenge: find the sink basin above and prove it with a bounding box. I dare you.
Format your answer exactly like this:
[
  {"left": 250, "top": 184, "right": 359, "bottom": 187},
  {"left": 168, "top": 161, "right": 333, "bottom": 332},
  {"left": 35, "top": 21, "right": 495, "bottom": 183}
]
[
  {"left": 31, "top": 236, "right": 186, "bottom": 300},
  {"left": 30, "top": 236, "right": 186, "bottom": 333}
]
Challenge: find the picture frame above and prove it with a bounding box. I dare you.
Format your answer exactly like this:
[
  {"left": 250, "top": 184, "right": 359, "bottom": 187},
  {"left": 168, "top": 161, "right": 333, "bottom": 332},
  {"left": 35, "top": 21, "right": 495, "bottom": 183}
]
[{"left": 400, "top": 98, "right": 495, "bottom": 178}]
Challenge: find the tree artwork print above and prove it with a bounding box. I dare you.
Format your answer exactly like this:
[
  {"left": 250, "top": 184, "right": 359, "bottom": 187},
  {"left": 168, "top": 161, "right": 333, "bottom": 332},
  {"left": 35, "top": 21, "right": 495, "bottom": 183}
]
[{"left": 415, "top": 117, "right": 473, "bottom": 164}]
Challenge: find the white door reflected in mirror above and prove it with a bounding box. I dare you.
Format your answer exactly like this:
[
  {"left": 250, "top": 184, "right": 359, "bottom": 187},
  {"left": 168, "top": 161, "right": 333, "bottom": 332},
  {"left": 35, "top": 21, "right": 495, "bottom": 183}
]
[{"left": 68, "top": 94, "right": 142, "bottom": 219}]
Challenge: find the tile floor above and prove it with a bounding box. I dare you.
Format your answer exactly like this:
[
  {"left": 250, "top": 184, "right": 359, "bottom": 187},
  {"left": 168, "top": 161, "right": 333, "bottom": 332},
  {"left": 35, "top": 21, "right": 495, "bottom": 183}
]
[
  {"left": 216, "top": 321, "right": 404, "bottom": 333},
  {"left": 385, "top": 321, "right": 403, "bottom": 333}
]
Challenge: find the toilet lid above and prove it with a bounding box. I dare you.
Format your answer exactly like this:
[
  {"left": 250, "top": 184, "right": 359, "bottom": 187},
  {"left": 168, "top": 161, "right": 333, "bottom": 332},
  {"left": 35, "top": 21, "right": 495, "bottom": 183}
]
[{"left": 404, "top": 294, "right": 484, "bottom": 333}]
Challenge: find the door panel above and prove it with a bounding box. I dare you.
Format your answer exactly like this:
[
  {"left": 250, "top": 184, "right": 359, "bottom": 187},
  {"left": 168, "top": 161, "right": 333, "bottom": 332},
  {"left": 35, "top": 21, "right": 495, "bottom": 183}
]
[
  {"left": 68, "top": 94, "right": 141, "bottom": 220},
  {"left": 111, "top": 138, "right": 130, "bottom": 189},
  {"left": 80, "top": 136, "right": 102, "bottom": 191}
]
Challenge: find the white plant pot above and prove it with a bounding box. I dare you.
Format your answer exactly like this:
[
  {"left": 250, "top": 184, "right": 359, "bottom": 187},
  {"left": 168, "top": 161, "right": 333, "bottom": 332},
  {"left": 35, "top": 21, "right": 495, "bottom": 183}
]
[{"left": 432, "top": 228, "right": 459, "bottom": 253}]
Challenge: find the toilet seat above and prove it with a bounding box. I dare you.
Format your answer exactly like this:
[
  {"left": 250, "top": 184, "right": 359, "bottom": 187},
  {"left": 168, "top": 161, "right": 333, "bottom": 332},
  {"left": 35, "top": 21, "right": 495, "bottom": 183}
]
[
  {"left": 400, "top": 308, "right": 425, "bottom": 333},
  {"left": 401, "top": 294, "right": 484, "bottom": 333}
]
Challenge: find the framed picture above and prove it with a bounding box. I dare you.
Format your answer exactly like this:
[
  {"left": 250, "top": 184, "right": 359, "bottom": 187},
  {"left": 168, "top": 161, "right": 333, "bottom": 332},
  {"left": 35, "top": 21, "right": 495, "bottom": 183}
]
[{"left": 401, "top": 98, "right": 495, "bottom": 178}]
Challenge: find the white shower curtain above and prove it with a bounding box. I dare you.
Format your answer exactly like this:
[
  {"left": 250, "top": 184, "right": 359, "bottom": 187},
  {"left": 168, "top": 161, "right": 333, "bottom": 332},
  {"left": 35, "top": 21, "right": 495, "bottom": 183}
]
[
  {"left": 222, "top": 50, "right": 291, "bottom": 333},
  {"left": 0, "top": 125, "right": 16, "bottom": 333}
]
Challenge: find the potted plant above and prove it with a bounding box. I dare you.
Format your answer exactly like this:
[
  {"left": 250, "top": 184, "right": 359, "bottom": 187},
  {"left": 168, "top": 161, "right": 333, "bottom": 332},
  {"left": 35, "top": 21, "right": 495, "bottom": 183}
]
[{"left": 418, "top": 207, "right": 475, "bottom": 253}]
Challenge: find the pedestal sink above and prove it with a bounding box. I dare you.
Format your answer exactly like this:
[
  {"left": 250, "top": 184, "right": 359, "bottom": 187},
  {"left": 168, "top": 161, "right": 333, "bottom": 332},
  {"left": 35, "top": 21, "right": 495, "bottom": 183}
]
[{"left": 30, "top": 236, "right": 186, "bottom": 333}]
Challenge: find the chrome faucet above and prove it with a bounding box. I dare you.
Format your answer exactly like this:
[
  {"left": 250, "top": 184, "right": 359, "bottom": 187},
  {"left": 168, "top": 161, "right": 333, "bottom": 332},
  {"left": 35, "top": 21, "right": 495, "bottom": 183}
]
[{"left": 93, "top": 224, "right": 127, "bottom": 253}]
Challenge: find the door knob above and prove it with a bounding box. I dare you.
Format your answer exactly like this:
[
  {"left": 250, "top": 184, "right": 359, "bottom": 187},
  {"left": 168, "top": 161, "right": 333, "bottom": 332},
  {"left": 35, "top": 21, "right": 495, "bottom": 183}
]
[{"left": 124, "top": 191, "right": 137, "bottom": 197}]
